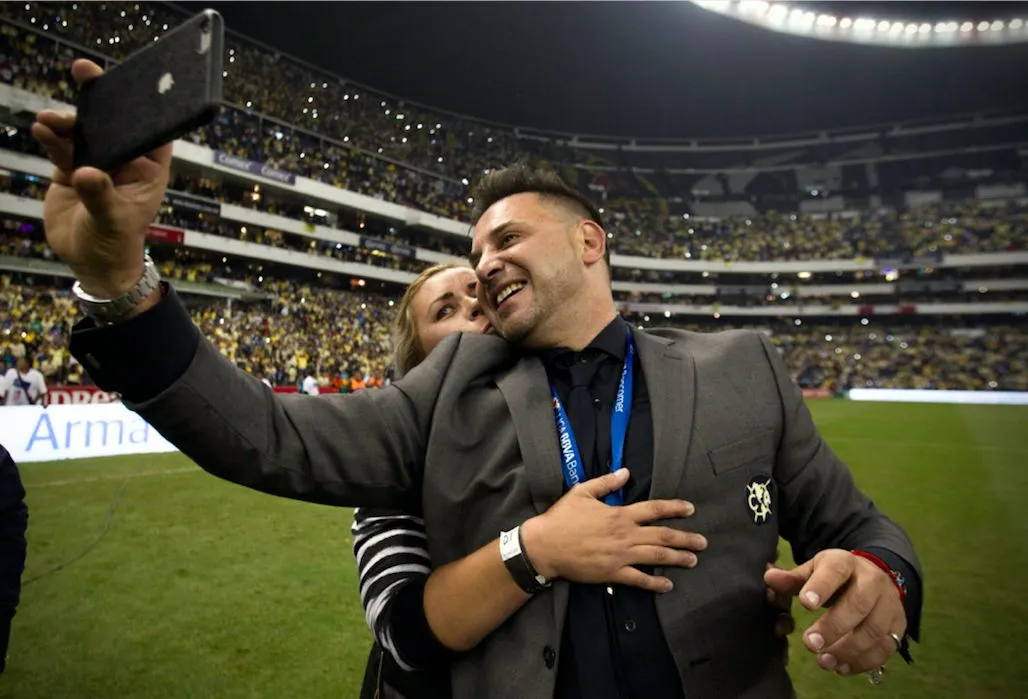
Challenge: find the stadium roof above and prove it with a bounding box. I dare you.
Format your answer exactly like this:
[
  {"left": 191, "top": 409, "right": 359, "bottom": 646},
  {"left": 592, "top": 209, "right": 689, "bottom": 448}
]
[{"left": 172, "top": 1, "right": 1028, "bottom": 140}]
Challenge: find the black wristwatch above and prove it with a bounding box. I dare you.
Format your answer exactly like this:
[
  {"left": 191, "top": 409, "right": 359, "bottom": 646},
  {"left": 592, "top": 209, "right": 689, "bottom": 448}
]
[{"left": 499, "top": 525, "right": 551, "bottom": 594}]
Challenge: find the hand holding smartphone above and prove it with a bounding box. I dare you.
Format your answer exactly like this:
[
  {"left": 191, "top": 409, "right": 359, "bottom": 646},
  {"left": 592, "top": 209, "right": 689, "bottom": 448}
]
[{"left": 72, "top": 8, "right": 225, "bottom": 173}]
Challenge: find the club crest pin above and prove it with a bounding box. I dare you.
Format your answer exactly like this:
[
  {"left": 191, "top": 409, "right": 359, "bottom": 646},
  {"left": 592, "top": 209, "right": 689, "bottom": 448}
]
[{"left": 746, "top": 474, "right": 775, "bottom": 525}]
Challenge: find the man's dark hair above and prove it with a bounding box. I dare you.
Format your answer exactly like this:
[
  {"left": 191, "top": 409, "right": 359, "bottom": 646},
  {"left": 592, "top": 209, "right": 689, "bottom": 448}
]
[{"left": 470, "top": 163, "right": 610, "bottom": 267}]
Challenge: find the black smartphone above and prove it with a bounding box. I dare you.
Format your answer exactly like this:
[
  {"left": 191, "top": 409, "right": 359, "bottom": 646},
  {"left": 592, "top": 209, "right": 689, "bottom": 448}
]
[{"left": 72, "top": 9, "right": 224, "bottom": 172}]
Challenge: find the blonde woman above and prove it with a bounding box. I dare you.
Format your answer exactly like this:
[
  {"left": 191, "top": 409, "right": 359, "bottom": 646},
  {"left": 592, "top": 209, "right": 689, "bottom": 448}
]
[{"left": 354, "top": 264, "right": 795, "bottom": 698}]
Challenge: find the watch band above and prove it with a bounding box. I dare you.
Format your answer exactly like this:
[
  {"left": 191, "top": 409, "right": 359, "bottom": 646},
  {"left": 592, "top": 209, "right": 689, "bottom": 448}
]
[
  {"left": 499, "top": 525, "right": 550, "bottom": 594},
  {"left": 72, "top": 254, "right": 161, "bottom": 323}
]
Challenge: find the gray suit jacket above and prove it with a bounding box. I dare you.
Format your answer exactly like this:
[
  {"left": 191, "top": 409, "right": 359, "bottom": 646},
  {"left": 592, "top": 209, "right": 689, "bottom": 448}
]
[{"left": 107, "top": 319, "right": 920, "bottom": 699}]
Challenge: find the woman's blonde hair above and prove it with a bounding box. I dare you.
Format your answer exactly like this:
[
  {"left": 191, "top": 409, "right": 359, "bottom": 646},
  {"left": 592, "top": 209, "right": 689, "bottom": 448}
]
[{"left": 392, "top": 262, "right": 468, "bottom": 378}]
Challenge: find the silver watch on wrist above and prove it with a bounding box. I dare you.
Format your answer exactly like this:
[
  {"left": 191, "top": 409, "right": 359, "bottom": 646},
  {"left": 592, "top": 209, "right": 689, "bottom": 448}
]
[{"left": 71, "top": 254, "right": 161, "bottom": 323}]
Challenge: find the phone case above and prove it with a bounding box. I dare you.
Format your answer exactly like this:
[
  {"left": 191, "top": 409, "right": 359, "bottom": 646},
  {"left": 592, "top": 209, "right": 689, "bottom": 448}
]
[{"left": 73, "top": 9, "right": 224, "bottom": 172}]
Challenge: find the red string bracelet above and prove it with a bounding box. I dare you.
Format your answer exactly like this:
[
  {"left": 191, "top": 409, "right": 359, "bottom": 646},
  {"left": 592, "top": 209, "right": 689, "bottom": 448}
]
[{"left": 851, "top": 550, "right": 907, "bottom": 602}]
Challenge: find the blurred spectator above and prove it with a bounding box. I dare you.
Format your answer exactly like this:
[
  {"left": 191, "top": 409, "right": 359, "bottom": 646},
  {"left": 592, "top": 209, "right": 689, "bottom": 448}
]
[{"left": 0, "top": 355, "right": 47, "bottom": 405}]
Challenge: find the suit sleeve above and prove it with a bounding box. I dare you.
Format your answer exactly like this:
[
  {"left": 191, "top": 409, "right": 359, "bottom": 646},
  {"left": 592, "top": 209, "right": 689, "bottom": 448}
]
[
  {"left": 755, "top": 333, "right": 923, "bottom": 641},
  {"left": 68, "top": 285, "right": 458, "bottom": 511},
  {"left": 0, "top": 444, "right": 28, "bottom": 674},
  {"left": 352, "top": 508, "right": 459, "bottom": 671}
]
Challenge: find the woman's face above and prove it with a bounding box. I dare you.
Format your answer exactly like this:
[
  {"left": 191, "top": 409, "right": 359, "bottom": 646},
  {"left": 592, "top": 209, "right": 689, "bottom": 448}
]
[{"left": 411, "top": 267, "right": 494, "bottom": 356}]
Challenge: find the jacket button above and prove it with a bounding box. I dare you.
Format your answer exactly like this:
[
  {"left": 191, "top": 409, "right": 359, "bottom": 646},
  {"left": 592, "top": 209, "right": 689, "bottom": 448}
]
[{"left": 543, "top": 646, "right": 557, "bottom": 669}]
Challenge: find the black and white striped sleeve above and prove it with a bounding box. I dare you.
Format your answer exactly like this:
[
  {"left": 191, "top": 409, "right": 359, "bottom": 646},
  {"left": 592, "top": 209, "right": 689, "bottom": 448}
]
[{"left": 351, "top": 507, "right": 457, "bottom": 670}]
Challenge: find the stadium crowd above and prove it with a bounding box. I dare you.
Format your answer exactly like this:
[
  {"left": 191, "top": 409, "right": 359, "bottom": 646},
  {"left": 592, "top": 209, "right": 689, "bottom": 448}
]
[
  {"left": 1, "top": 6, "right": 1026, "bottom": 265},
  {"left": 1, "top": 270, "right": 399, "bottom": 391},
  {"left": 2, "top": 161, "right": 1025, "bottom": 281},
  {"left": 0, "top": 3, "right": 1025, "bottom": 397},
  {"left": 3, "top": 257, "right": 1026, "bottom": 394}
]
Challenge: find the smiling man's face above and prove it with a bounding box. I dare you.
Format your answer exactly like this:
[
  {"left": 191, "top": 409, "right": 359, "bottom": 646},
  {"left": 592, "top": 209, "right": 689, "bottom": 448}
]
[{"left": 469, "top": 192, "right": 589, "bottom": 348}]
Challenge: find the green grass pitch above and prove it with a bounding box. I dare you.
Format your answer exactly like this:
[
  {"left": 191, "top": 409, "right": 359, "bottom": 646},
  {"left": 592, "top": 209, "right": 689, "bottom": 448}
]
[{"left": 4, "top": 401, "right": 1027, "bottom": 698}]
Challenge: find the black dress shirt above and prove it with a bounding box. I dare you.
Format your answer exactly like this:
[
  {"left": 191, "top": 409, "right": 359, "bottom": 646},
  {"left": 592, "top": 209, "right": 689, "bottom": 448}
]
[{"left": 540, "top": 317, "right": 685, "bottom": 699}]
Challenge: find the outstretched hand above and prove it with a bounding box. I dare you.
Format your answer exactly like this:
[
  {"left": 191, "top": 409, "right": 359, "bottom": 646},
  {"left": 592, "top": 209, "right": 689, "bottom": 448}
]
[
  {"left": 764, "top": 549, "right": 906, "bottom": 677},
  {"left": 32, "top": 58, "right": 173, "bottom": 299}
]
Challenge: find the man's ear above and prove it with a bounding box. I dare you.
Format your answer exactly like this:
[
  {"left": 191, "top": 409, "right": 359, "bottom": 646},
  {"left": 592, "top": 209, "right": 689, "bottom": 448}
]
[{"left": 578, "top": 220, "right": 607, "bottom": 267}]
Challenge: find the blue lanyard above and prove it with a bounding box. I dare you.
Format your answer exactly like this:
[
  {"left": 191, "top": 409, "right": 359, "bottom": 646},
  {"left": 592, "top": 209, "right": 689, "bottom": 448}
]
[{"left": 550, "top": 334, "right": 635, "bottom": 507}]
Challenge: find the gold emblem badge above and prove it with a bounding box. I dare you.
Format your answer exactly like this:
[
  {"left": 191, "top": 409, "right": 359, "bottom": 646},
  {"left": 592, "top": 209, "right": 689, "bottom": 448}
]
[{"left": 746, "top": 476, "right": 774, "bottom": 524}]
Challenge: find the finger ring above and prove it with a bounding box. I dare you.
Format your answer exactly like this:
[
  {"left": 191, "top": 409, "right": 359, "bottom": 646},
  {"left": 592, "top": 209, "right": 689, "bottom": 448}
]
[
  {"left": 867, "top": 666, "right": 885, "bottom": 685},
  {"left": 889, "top": 632, "right": 903, "bottom": 651}
]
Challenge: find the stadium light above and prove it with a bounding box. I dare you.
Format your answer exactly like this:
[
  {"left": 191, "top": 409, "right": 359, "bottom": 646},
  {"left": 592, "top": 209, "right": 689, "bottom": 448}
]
[
  {"left": 739, "top": 0, "right": 769, "bottom": 15},
  {"left": 689, "top": 0, "right": 1028, "bottom": 46}
]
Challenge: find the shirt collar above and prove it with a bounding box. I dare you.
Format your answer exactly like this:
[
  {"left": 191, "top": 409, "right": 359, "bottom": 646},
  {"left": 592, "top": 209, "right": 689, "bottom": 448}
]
[{"left": 539, "top": 315, "right": 629, "bottom": 367}]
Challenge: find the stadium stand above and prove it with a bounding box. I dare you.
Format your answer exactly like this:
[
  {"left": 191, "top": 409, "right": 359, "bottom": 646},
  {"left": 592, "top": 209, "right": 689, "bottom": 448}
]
[{"left": 0, "top": 2, "right": 1025, "bottom": 396}]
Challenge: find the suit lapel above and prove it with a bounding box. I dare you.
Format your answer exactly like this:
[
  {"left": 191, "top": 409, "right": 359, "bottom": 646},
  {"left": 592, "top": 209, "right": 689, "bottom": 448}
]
[
  {"left": 634, "top": 329, "right": 697, "bottom": 500},
  {"left": 496, "top": 356, "right": 571, "bottom": 632},
  {"left": 495, "top": 356, "right": 564, "bottom": 516}
]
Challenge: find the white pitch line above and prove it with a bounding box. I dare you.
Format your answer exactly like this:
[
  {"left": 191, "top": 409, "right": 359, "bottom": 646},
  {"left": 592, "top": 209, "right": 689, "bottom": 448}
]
[{"left": 24, "top": 466, "right": 199, "bottom": 488}]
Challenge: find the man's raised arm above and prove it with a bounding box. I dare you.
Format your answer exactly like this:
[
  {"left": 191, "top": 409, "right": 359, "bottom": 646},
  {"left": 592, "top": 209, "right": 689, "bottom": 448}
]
[{"left": 34, "top": 58, "right": 435, "bottom": 510}]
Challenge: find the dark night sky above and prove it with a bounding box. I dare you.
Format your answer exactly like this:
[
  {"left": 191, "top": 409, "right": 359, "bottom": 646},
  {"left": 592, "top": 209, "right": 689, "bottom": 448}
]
[{"left": 174, "top": 1, "right": 1028, "bottom": 139}]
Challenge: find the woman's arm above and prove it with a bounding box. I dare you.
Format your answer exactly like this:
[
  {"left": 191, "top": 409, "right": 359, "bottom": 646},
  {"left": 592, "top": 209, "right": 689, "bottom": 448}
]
[
  {"left": 352, "top": 507, "right": 455, "bottom": 670},
  {"left": 423, "top": 469, "right": 704, "bottom": 651},
  {"left": 357, "top": 470, "right": 708, "bottom": 661},
  {"left": 422, "top": 537, "right": 532, "bottom": 652}
]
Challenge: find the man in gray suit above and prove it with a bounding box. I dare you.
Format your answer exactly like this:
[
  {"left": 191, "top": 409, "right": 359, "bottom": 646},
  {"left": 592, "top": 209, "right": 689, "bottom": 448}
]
[{"left": 34, "top": 59, "right": 920, "bottom": 699}]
